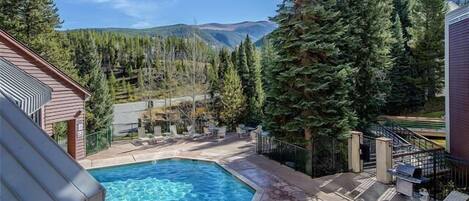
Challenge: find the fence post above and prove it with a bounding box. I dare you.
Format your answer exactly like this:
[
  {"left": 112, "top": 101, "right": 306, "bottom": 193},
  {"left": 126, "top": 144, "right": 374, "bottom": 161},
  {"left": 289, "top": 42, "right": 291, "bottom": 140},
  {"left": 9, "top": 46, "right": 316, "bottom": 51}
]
[
  {"left": 349, "top": 131, "right": 363, "bottom": 173},
  {"left": 376, "top": 137, "right": 393, "bottom": 184}
]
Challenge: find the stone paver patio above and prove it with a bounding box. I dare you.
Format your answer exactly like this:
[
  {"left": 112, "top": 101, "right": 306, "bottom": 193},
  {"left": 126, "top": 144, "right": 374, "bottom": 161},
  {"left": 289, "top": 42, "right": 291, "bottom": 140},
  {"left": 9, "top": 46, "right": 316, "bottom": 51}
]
[{"left": 79, "top": 135, "right": 405, "bottom": 201}]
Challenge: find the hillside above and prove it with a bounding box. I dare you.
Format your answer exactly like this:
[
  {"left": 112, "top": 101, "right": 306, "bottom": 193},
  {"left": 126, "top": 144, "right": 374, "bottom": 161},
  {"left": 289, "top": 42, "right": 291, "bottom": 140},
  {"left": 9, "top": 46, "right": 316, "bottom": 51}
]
[{"left": 71, "top": 21, "right": 276, "bottom": 49}]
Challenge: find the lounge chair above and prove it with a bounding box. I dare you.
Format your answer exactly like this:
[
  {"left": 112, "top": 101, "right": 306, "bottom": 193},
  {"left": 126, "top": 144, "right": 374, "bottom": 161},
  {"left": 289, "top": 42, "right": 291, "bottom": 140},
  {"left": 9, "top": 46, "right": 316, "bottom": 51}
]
[
  {"left": 250, "top": 125, "right": 263, "bottom": 140},
  {"left": 203, "top": 127, "right": 212, "bottom": 137},
  {"left": 236, "top": 125, "right": 246, "bottom": 138},
  {"left": 169, "top": 125, "right": 184, "bottom": 139},
  {"left": 218, "top": 126, "right": 226, "bottom": 139},
  {"left": 137, "top": 127, "right": 151, "bottom": 141},
  {"left": 154, "top": 126, "right": 162, "bottom": 137},
  {"left": 185, "top": 125, "right": 202, "bottom": 139},
  {"left": 134, "top": 127, "right": 156, "bottom": 145},
  {"left": 153, "top": 126, "right": 166, "bottom": 140}
]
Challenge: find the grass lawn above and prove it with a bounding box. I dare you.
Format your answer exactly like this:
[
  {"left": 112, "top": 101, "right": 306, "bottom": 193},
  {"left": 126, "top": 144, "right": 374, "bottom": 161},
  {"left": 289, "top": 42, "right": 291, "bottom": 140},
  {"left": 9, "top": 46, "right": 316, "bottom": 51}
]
[{"left": 407, "top": 97, "right": 445, "bottom": 118}]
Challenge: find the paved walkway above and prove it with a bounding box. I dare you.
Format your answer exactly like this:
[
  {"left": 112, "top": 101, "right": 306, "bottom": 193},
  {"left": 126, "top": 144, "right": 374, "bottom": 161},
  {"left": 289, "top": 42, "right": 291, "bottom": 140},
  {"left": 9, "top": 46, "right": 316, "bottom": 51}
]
[
  {"left": 80, "top": 135, "right": 405, "bottom": 201},
  {"left": 112, "top": 94, "right": 208, "bottom": 135}
]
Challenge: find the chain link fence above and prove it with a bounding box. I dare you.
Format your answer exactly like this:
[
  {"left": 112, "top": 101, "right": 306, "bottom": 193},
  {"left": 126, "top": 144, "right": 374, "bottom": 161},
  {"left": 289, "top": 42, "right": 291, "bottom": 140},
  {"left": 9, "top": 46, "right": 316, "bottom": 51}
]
[{"left": 85, "top": 127, "right": 112, "bottom": 156}]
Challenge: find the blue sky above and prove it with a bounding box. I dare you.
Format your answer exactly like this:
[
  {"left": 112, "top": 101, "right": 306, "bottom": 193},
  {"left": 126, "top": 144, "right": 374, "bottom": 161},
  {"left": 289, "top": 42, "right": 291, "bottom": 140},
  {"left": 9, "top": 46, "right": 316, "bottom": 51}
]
[{"left": 55, "top": 0, "right": 282, "bottom": 29}]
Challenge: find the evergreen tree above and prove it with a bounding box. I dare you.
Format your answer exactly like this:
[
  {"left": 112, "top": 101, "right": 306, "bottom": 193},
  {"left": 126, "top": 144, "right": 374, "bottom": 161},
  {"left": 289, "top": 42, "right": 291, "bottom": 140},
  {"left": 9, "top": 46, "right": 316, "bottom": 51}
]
[
  {"left": 408, "top": 0, "right": 445, "bottom": 100},
  {"left": 339, "top": 0, "right": 394, "bottom": 129},
  {"left": 244, "top": 35, "right": 255, "bottom": 72},
  {"left": 85, "top": 44, "right": 113, "bottom": 134},
  {"left": 108, "top": 71, "right": 117, "bottom": 102},
  {"left": 236, "top": 42, "right": 252, "bottom": 100},
  {"left": 260, "top": 37, "right": 276, "bottom": 91},
  {"left": 218, "top": 48, "right": 231, "bottom": 82},
  {"left": 126, "top": 82, "right": 135, "bottom": 101},
  {"left": 74, "top": 32, "right": 100, "bottom": 83},
  {"left": 137, "top": 69, "right": 144, "bottom": 91},
  {"left": 266, "top": 0, "right": 355, "bottom": 175},
  {"left": 231, "top": 50, "right": 237, "bottom": 68},
  {"left": 250, "top": 52, "right": 265, "bottom": 122},
  {"left": 0, "top": 0, "right": 78, "bottom": 81},
  {"left": 0, "top": 1, "right": 23, "bottom": 38},
  {"left": 385, "top": 15, "right": 419, "bottom": 113},
  {"left": 393, "top": 0, "right": 414, "bottom": 40},
  {"left": 244, "top": 36, "right": 264, "bottom": 123},
  {"left": 220, "top": 65, "right": 246, "bottom": 130}
]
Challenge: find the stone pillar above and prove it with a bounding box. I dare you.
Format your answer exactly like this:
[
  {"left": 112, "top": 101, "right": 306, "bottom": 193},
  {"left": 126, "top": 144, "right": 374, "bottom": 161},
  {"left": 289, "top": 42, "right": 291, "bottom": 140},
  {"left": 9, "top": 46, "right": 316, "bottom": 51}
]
[
  {"left": 349, "top": 131, "right": 363, "bottom": 173},
  {"left": 376, "top": 137, "right": 393, "bottom": 184}
]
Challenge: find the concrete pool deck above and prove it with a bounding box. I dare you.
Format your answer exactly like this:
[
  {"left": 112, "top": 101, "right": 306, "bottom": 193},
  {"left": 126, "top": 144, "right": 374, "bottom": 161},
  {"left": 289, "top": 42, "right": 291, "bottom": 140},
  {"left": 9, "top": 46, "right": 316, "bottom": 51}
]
[{"left": 79, "top": 135, "right": 407, "bottom": 201}]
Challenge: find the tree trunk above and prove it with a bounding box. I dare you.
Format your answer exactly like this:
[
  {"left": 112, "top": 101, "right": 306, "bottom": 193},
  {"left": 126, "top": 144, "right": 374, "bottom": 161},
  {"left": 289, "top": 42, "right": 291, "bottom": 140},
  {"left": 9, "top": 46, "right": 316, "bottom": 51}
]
[{"left": 304, "top": 127, "right": 313, "bottom": 176}]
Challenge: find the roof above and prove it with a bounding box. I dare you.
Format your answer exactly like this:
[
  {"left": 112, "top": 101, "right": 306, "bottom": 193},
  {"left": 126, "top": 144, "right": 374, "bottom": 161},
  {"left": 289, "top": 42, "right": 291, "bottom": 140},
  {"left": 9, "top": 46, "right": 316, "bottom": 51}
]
[
  {"left": 0, "top": 92, "right": 105, "bottom": 201},
  {"left": 0, "top": 29, "right": 91, "bottom": 97},
  {"left": 0, "top": 58, "right": 52, "bottom": 114}
]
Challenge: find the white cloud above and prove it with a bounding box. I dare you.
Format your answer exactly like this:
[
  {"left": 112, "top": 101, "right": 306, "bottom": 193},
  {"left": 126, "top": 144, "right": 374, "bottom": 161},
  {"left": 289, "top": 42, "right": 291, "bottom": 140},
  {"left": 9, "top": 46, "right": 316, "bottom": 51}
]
[
  {"left": 131, "top": 21, "right": 152, "bottom": 28},
  {"left": 83, "top": 0, "right": 178, "bottom": 27}
]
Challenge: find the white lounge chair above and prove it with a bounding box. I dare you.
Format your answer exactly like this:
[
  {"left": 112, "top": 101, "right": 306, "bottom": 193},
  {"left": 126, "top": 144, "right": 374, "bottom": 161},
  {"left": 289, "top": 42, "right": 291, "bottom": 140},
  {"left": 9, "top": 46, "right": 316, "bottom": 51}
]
[
  {"left": 236, "top": 125, "right": 246, "bottom": 138},
  {"left": 203, "top": 127, "right": 212, "bottom": 137},
  {"left": 169, "top": 125, "right": 184, "bottom": 139},
  {"left": 153, "top": 126, "right": 166, "bottom": 141},
  {"left": 250, "top": 125, "right": 262, "bottom": 140},
  {"left": 185, "top": 125, "right": 202, "bottom": 139},
  {"left": 138, "top": 127, "right": 152, "bottom": 141},
  {"left": 154, "top": 126, "right": 162, "bottom": 137},
  {"left": 135, "top": 127, "right": 158, "bottom": 145},
  {"left": 218, "top": 126, "right": 226, "bottom": 139}
]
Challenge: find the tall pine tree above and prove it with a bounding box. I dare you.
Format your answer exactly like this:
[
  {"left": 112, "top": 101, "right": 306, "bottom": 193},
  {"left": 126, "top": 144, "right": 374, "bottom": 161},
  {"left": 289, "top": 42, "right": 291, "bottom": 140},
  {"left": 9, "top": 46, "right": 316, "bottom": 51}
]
[
  {"left": 408, "top": 0, "right": 445, "bottom": 100},
  {"left": 339, "top": 0, "right": 394, "bottom": 129},
  {"left": 266, "top": 0, "right": 355, "bottom": 175},
  {"left": 260, "top": 37, "right": 276, "bottom": 92},
  {"left": 108, "top": 71, "right": 117, "bottom": 102},
  {"left": 0, "top": 0, "right": 78, "bottom": 81},
  {"left": 385, "top": 15, "right": 419, "bottom": 113},
  {"left": 220, "top": 65, "right": 246, "bottom": 130},
  {"left": 243, "top": 36, "right": 264, "bottom": 123},
  {"left": 236, "top": 42, "right": 251, "bottom": 98},
  {"left": 84, "top": 37, "right": 113, "bottom": 134}
]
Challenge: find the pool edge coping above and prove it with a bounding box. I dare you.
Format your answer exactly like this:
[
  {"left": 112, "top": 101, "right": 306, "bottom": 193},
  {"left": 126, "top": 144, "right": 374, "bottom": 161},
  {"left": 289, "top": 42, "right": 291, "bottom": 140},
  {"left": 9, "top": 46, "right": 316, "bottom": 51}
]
[{"left": 84, "top": 156, "right": 265, "bottom": 201}]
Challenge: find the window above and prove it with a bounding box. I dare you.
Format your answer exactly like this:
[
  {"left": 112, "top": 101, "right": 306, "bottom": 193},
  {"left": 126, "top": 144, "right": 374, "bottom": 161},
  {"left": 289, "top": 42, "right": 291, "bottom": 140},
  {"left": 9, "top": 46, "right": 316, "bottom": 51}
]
[{"left": 30, "top": 108, "right": 42, "bottom": 126}]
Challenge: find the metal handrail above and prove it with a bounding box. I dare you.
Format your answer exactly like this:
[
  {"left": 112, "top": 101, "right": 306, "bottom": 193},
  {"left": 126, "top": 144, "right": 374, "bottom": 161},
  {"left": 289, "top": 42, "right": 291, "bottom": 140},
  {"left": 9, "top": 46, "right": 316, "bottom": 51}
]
[
  {"left": 382, "top": 120, "right": 443, "bottom": 150},
  {"left": 393, "top": 147, "right": 445, "bottom": 158}
]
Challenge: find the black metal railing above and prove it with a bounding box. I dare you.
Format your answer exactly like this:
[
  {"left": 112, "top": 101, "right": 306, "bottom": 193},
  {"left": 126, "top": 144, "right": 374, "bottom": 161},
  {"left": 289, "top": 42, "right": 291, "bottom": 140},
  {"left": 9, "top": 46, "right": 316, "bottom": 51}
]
[
  {"left": 85, "top": 127, "right": 112, "bottom": 156},
  {"left": 367, "top": 124, "right": 414, "bottom": 151},
  {"left": 363, "top": 135, "right": 377, "bottom": 169},
  {"left": 382, "top": 120, "right": 442, "bottom": 151},
  {"left": 432, "top": 156, "right": 469, "bottom": 200},
  {"left": 256, "top": 133, "right": 348, "bottom": 178},
  {"left": 257, "top": 133, "right": 309, "bottom": 173},
  {"left": 393, "top": 147, "right": 447, "bottom": 200}
]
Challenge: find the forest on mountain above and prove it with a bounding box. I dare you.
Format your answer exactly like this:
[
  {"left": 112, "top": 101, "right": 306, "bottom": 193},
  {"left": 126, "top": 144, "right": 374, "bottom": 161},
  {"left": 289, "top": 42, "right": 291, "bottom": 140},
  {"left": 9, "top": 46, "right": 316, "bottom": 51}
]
[
  {"left": 80, "top": 21, "right": 277, "bottom": 49},
  {"left": 0, "top": 0, "right": 446, "bottom": 143}
]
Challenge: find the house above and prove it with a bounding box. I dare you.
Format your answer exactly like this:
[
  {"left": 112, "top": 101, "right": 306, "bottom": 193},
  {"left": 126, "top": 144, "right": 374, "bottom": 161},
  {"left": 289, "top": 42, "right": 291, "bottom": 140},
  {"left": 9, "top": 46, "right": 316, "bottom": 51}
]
[
  {"left": 0, "top": 29, "right": 90, "bottom": 159},
  {"left": 445, "top": 5, "right": 469, "bottom": 161}
]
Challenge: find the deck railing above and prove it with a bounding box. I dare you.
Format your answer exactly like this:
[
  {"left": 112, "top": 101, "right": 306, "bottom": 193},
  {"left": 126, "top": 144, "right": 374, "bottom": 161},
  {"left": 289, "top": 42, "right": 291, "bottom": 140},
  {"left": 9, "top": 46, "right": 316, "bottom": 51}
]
[
  {"left": 433, "top": 156, "right": 469, "bottom": 200},
  {"left": 256, "top": 133, "right": 348, "bottom": 178},
  {"left": 382, "top": 120, "right": 443, "bottom": 150},
  {"left": 85, "top": 127, "right": 112, "bottom": 156}
]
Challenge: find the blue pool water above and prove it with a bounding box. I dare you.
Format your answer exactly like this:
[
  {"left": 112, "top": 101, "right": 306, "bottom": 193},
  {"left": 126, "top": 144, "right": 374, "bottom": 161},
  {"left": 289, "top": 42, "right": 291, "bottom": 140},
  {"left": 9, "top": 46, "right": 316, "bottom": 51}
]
[{"left": 89, "top": 159, "right": 255, "bottom": 201}]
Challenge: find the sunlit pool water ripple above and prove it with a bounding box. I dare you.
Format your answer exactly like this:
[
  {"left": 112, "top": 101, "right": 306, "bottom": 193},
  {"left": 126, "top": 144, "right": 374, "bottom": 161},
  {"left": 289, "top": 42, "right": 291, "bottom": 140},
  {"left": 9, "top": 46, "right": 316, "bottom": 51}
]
[{"left": 89, "top": 159, "right": 255, "bottom": 201}]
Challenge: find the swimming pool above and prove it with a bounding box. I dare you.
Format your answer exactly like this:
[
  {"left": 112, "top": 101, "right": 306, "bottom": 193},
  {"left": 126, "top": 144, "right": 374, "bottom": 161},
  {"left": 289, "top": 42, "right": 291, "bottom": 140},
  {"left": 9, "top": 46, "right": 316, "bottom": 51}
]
[{"left": 89, "top": 159, "right": 255, "bottom": 201}]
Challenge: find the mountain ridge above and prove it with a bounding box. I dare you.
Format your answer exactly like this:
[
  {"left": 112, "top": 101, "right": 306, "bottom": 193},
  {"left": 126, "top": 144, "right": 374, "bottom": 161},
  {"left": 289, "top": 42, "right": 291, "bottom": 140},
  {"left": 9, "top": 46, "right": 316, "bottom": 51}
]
[{"left": 65, "top": 21, "right": 276, "bottom": 49}]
